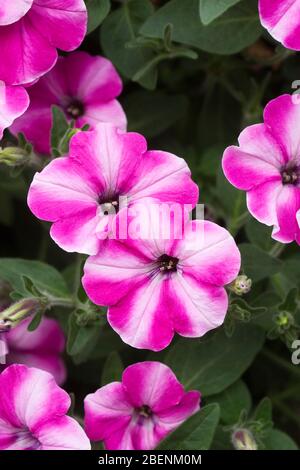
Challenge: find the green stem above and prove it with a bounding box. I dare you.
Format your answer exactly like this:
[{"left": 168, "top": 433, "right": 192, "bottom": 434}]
[{"left": 48, "top": 297, "right": 74, "bottom": 309}]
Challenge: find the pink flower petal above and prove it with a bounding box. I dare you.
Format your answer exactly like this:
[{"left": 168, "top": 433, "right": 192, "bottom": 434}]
[
  {"left": 167, "top": 274, "right": 229, "bottom": 338},
  {"left": 272, "top": 185, "right": 300, "bottom": 243},
  {"left": 10, "top": 104, "right": 52, "bottom": 154},
  {"left": 222, "top": 124, "right": 283, "bottom": 191},
  {"left": 7, "top": 352, "right": 66, "bottom": 386},
  {"left": 83, "top": 100, "right": 127, "bottom": 133},
  {"left": 37, "top": 415, "right": 91, "bottom": 450},
  {"left": 247, "top": 179, "right": 282, "bottom": 226},
  {"left": 5, "top": 317, "right": 66, "bottom": 384},
  {"left": 0, "top": 83, "right": 29, "bottom": 139},
  {"left": 84, "top": 382, "right": 132, "bottom": 442},
  {"left": 128, "top": 150, "right": 199, "bottom": 206},
  {"left": 177, "top": 220, "right": 241, "bottom": 286},
  {"left": 122, "top": 362, "right": 184, "bottom": 412},
  {"left": 263, "top": 94, "right": 300, "bottom": 162},
  {"left": 0, "top": 18, "right": 58, "bottom": 85},
  {"left": 6, "top": 317, "right": 64, "bottom": 353},
  {"left": 0, "top": 0, "right": 87, "bottom": 85},
  {"left": 157, "top": 390, "right": 201, "bottom": 425},
  {"left": 108, "top": 276, "right": 175, "bottom": 351},
  {"left": 259, "top": 0, "right": 300, "bottom": 50},
  {"left": 83, "top": 240, "right": 153, "bottom": 306},
  {"left": 29, "top": 0, "right": 87, "bottom": 52},
  {"left": 0, "top": 364, "right": 70, "bottom": 431},
  {"left": 0, "top": 0, "right": 33, "bottom": 26},
  {"left": 69, "top": 125, "right": 146, "bottom": 195},
  {"left": 61, "top": 52, "right": 123, "bottom": 104}
]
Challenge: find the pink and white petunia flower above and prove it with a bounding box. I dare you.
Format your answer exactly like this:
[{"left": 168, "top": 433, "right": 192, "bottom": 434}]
[
  {"left": 0, "top": 316, "right": 66, "bottom": 385},
  {"left": 84, "top": 361, "right": 200, "bottom": 450},
  {"left": 0, "top": 0, "right": 87, "bottom": 86},
  {"left": 11, "top": 52, "right": 127, "bottom": 155},
  {"left": 259, "top": 0, "right": 300, "bottom": 50},
  {"left": 0, "top": 364, "right": 91, "bottom": 450},
  {"left": 222, "top": 94, "right": 300, "bottom": 245},
  {"left": 82, "top": 203, "right": 241, "bottom": 351},
  {"left": 0, "top": 82, "right": 29, "bottom": 139},
  {"left": 27, "top": 123, "right": 199, "bottom": 256}
]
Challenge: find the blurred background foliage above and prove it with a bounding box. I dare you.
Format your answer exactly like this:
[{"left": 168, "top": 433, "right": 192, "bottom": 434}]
[{"left": 1, "top": 0, "right": 300, "bottom": 450}]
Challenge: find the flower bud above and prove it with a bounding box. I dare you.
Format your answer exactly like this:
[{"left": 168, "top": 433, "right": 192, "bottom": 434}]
[
  {"left": 0, "top": 298, "right": 41, "bottom": 330},
  {"left": 232, "top": 428, "right": 258, "bottom": 451},
  {"left": 274, "top": 311, "right": 294, "bottom": 332},
  {"left": 229, "top": 275, "right": 252, "bottom": 296},
  {"left": 0, "top": 147, "right": 29, "bottom": 167}
]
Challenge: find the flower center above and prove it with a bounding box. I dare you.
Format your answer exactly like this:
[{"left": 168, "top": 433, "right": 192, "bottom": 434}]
[
  {"left": 138, "top": 405, "right": 152, "bottom": 418},
  {"left": 98, "top": 195, "right": 119, "bottom": 214},
  {"left": 66, "top": 100, "right": 85, "bottom": 119},
  {"left": 158, "top": 254, "right": 179, "bottom": 273},
  {"left": 281, "top": 166, "right": 300, "bottom": 185}
]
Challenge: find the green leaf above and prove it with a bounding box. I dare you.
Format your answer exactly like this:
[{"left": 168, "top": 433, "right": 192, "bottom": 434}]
[
  {"left": 100, "top": 0, "right": 156, "bottom": 89},
  {"left": 239, "top": 243, "right": 282, "bottom": 282},
  {"left": 216, "top": 166, "right": 246, "bottom": 232},
  {"left": 209, "top": 380, "right": 252, "bottom": 425},
  {"left": 50, "top": 106, "right": 69, "bottom": 155},
  {"left": 198, "top": 145, "right": 224, "bottom": 178},
  {"left": 263, "top": 429, "right": 298, "bottom": 450},
  {"left": 101, "top": 352, "right": 123, "bottom": 385},
  {"left": 245, "top": 218, "right": 274, "bottom": 251},
  {"left": 141, "top": 0, "right": 262, "bottom": 55},
  {"left": 279, "top": 288, "right": 298, "bottom": 312},
  {"left": 165, "top": 324, "right": 265, "bottom": 396},
  {"left": 27, "top": 309, "right": 44, "bottom": 332},
  {"left": 157, "top": 404, "right": 220, "bottom": 450},
  {"left": 122, "top": 90, "right": 188, "bottom": 138},
  {"left": 86, "top": 0, "right": 110, "bottom": 34},
  {"left": 197, "top": 86, "right": 242, "bottom": 152},
  {"left": 67, "top": 313, "right": 101, "bottom": 362},
  {"left": 0, "top": 258, "right": 70, "bottom": 300},
  {"left": 199, "top": 0, "right": 242, "bottom": 25},
  {"left": 254, "top": 397, "right": 272, "bottom": 425}
]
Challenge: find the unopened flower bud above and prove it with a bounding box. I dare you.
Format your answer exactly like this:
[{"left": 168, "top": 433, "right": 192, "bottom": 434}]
[
  {"left": 274, "top": 311, "right": 294, "bottom": 332},
  {"left": 0, "top": 147, "right": 29, "bottom": 167},
  {"left": 0, "top": 298, "right": 41, "bottom": 329},
  {"left": 232, "top": 428, "right": 257, "bottom": 451},
  {"left": 229, "top": 275, "right": 252, "bottom": 296}
]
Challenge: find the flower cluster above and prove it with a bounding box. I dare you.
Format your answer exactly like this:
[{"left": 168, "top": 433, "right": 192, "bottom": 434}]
[{"left": 1, "top": 0, "right": 300, "bottom": 452}]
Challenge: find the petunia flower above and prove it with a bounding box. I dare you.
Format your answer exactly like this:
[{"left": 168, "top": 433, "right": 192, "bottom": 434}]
[
  {"left": 84, "top": 361, "right": 200, "bottom": 450},
  {"left": 0, "top": 82, "right": 29, "bottom": 139},
  {"left": 27, "top": 123, "right": 199, "bottom": 256},
  {"left": 0, "top": 0, "right": 87, "bottom": 86},
  {"left": 0, "top": 364, "right": 91, "bottom": 450},
  {"left": 82, "top": 202, "right": 241, "bottom": 351},
  {"left": 259, "top": 0, "right": 300, "bottom": 50},
  {"left": 0, "top": 316, "right": 66, "bottom": 385},
  {"left": 222, "top": 94, "right": 300, "bottom": 245},
  {"left": 11, "top": 52, "right": 127, "bottom": 155}
]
